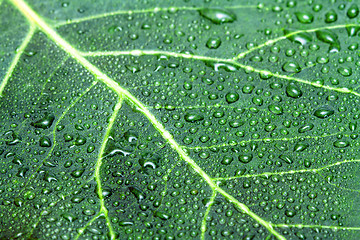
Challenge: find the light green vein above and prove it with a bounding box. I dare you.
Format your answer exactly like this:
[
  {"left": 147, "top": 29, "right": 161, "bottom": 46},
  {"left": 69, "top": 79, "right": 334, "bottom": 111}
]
[
  {"left": 233, "top": 24, "right": 360, "bottom": 60},
  {"left": 74, "top": 212, "right": 104, "bottom": 240},
  {"left": 0, "top": 24, "right": 35, "bottom": 96},
  {"left": 9, "top": 0, "right": 285, "bottom": 239},
  {"left": 201, "top": 191, "right": 216, "bottom": 240},
  {"left": 186, "top": 131, "right": 340, "bottom": 150},
  {"left": 54, "top": 4, "right": 258, "bottom": 27},
  {"left": 213, "top": 159, "right": 360, "bottom": 181},
  {"left": 94, "top": 97, "right": 123, "bottom": 240},
  {"left": 273, "top": 223, "right": 360, "bottom": 231},
  {"left": 82, "top": 49, "right": 360, "bottom": 97}
]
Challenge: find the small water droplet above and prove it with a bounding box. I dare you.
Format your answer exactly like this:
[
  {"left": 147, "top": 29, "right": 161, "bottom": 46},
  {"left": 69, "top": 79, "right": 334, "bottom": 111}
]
[
  {"left": 184, "top": 113, "right": 204, "bottom": 122},
  {"left": 325, "top": 9, "right": 338, "bottom": 23},
  {"left": 31, "top": 114, "right": 55, "bottom": 129},
  {"left": 206, "top": 37, "right": 221, "bottom": 49}
]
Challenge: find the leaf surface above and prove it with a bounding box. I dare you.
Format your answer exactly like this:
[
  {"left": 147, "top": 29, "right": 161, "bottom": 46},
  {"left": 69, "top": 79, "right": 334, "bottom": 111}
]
[{"left": 1, "top": 0, "right": 360, "bottom": 239}]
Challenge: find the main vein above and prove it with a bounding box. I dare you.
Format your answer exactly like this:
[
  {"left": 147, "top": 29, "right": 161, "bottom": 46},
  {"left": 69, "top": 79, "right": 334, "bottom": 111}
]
[{"left": 8, "top": 0, "right": 285, "bottom": 239}]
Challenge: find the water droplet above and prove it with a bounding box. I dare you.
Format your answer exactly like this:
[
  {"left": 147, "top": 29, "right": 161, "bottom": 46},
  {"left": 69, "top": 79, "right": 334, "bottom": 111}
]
[
  {"left": 286, "top": 84, "right": 302, "bottom": 98},
  {"left": 229, "top": 120, "right": 244, "bottom": 128},
  {"left": 295, "top": 12, "right": 314, "bottom": 24},
  {"left": 74, "top": 135, "right": 87, "bottom": 145},
  {"left": 62, "top": 213, "right": 77, "bottom": 222},
  {"left": 298, "top": 124, "right": 314, "bottom": 133},
  {"left": 238, "top": 154, "right": 253, "bottom": 163},
  {"left": 129, "top": 186, "right": 146, "bottom": 202},
  {"left": 198, "top": 8, "right": 236, "bottom": 24},
  {"left": 293, "top": 143, "right": 309, "bottom": 152},
  {"left": 83, "top": 209, "right": 95, "bottom": 216},
  {"left": 154, "top": 211, "right": 171, "bottom": 220},
  {"left": 206, "top": 37, "right": 221, "bottom": 49},
  {"left": 282, "top": 61, "right": 301, "bottom": 73},
  {"left": 242, "top": 84, "right": 255, "bottom": 94},
  {"left": 285, "top": 210, "right": 296, "bottom": 217},
  {"left": 39, "top": 136, "right": 52, "bottom": 147},
  {"left": 313, "top": 106, "right": 335, "bottom": 119},
  {"left": 225, "top": 92, "right": 239, "bottom": 104},
  {"left": 205, "top": 61, "right": 238, "bottom": 72},
  {"left": 71, "top": 168, "right": 85, "bottom": 178},
  {"left": 333, "top": 140, "right": 349, "bottom": 148},
  {"left": 325, "top": 9, "right": 337, "bottom": 23},
  {"left": 268, "top": 104, "right": 283, "bottom": 115},
  {"left": 337, "top": 66, "right": 352, "bottom": 77},
  {"left": 221, "top": 156, "right": 233, "bottom": 165},
  {"left": 316, "top": 30, "right": 340, "bottom": 52},
  {"left": 279, "top": 155, "right": 293, "bottom": 164},
  {"left": 347, "top": 4, "right": 359, "bottom": 18},
  {"left": 184, "top": 113, "right": 204, "bottom": 122},
  {"left": 346, "top": 25, "right": 360, "bottom": 37},
  {"left": 31, "top": 114, "right": 55, "bottom": 129},
  {"left": 16, "top": 167, "right": 29, "bottom": 178},
  {"left": 5, "top": 130, "right": 22, "bottom": 145},
  {"left": 307, "top": 205, "right": 319, "bottom": 212},
  {"left": 284, "top": 29, "right": 312, "bottom": 45}
]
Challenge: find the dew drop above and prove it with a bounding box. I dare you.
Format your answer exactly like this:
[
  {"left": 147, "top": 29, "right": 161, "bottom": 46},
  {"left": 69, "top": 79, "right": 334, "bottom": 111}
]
[
  {"left": 129, "top": 186, "right": 146, "bottom": 202},
  {"left": 225, "top": 92, "right": 239, "bottom": 104},
  {"left": 39, "top": 136, "right": 52, "bottom": 147},
  {"left": 347, "top": 4, "right": 359, "bottom": 18},
  {"left": 293, "top": 143, "right": 309, "bottom": 152},
  {"left": 238, "top": 154, "right": 253, "bottom": 163},
  {"left": 295, "top": 12, "right": 314, "bottom": 24},
  {"left": 198, "top": 8, "right": 236, "bottom": 24},
  {"left": 333, "top": 140, "right": 349, "bottom": 148},
  {"left": 325, "top": 9, "right": 337, "bottom": 23},
  {"left": 284, "top": 29, "right": 312, "bottom": 45},
  {"left": 206, "top": 37, "right": 221, "bottom": 49},
  {"left": 31, "top": 114, "right": 55, "bottom": 129},
  {"left": 282, "top": 61, "right": 301, "bottom": 73},
  {"left": 286, "top": 84, "right": 302, "bottom": 98},
  {"left": 279, "top": 155, "right": 293, "bottom": 164},
  {"left": 184, "top": 113, "right": 204, "bottom": 123},
  {"left": 268, "top": 104, "right": 283, "bottom": 115},
  {"left": 337, "top": 66, "right": 352, "bottom": 77},
  {"left": 298, "top": 123, "right": 314, "bottom": 133},
  {"left": 313, "top": 106, "right": 335, "bottom": 119}
]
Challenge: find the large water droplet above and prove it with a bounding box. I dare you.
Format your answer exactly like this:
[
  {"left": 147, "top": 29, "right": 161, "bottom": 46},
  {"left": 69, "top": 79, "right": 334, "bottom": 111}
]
[
  {"left": 238, "top": 154, "right": 253, "bottom": 163},
  {"left": 129, "top": 186, "right": 146, "bottom": 202},
  {"left": 295, "top": 12, "right": 314, "bottom": 23},
  {"left": 325, "top": 9, "right": 338, "bottom": 23},
  {"left": 298, "top": 124, "right": 314, "bottom": 133},
  {"left": 316, "top": 30, "right": 340, "bottom": 52},
  {"left": 225, "top": 92, "right": 239, "bottom": 104},
  {"left": 31, "top": 114, "right": 55, "bottom": 129},
  {"left": 198, "top": 8, "right": 236, "bottom": 24},
  {"left": 293, "top": 143, "right": 309, "bottom": 152},
  {"left": 279, "top": 155, "right": 293, "bottom": 164},
  {"left": 268, "top": 104, "right": 283, "bottom": 115},
  {"left": 39, "top": 136, "right": 52, "bottom": 147},
  {"left": 313, "top": 106, "right": 335, "bottom": 119},
  {"left": 282, "top": 61, "right": 301, "bottom": 73},
  {"left": 284, "top": 29, "right": 312, "bottom": 45},
  {"left": 333, "top": 140, "right": 349, "bottom": 148},
  {"left": 337, "top": 66, "right": 352, "bottom": 77},
  {"left": 286, "top": 84, "right": 302, "bottom": 98},
  {"left": 184, "top": 113, "right": 204, "bottom": 122},
  {"left": 347, "top": 4, "right": 359, "bottom": 18},
  {"left": 206, "top": 37, "right": 221, "bottom": 49}
]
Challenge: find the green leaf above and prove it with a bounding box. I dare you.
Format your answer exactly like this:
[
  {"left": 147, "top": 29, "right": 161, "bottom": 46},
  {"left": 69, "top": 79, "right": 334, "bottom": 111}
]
[{"left": 1, "top": 0, "right": 360, "bottom": 239}]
